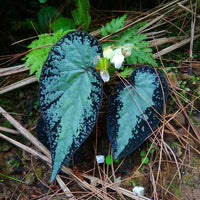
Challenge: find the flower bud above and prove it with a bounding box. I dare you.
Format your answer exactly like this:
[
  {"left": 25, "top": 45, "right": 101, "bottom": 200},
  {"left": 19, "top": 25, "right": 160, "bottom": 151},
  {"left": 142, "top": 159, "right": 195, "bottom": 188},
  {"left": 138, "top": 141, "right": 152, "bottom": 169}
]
[
  {"left": 100, "top": 70, "right": 110, "bottom": 82},
  {"left": 103, "top": 46, "right": 114, "bottom": 59}
]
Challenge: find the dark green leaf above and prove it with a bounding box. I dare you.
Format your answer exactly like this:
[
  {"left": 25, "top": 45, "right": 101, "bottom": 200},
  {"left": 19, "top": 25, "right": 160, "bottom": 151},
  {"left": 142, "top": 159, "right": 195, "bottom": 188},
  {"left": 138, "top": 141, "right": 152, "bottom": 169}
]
[
  {"left": 38, "top": 6, "right": 61, "bottom": 32},
  {"left": 51, "top": 17, "right": 76, "bottom": 32},
  {"left": 107, "top": 66, "right": 168, "bottom": 159},
  {"left": 38, "top": 31, "right": 103, "bottom": 181},
  {"left": 39, "top": 0, "right": 47, "bottom": 3},
  {"left": 71, "top": 0, "right": 91, "bottom": 31}
]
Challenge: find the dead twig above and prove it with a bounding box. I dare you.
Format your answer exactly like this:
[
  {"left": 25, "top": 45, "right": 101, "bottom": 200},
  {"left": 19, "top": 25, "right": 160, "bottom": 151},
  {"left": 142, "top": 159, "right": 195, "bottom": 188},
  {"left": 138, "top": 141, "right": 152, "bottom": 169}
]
[
  {"left": 0, "top": 126, "right": 19, "bottom": 134},
  {"left": 189, "top": 1, "right": 197, "bottom": 59},
  {"left": 82, "top": 173, "right": 151, "bottom": 200},
  {"left": 0, "top": 64, "right": 29, "bottom": 77},
  {"left": 0, "top": 76, "right": 37, "bottom": 95},
  {"left": 0, "top": 132, "right": 50, "bottom": 163},
  {"left": 154, "top": 33, "right": 200, "bottom": 58}
]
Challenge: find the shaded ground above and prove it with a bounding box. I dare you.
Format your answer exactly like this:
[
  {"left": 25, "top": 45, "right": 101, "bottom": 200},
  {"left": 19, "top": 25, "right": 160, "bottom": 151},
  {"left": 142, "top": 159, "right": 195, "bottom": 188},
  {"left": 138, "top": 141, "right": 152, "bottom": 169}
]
[
  {"left": 0, "top": 67, "right": 199, "bottom": 199},
  {"left": 0, "top": 0, "right": 200, "bottom": 199}
]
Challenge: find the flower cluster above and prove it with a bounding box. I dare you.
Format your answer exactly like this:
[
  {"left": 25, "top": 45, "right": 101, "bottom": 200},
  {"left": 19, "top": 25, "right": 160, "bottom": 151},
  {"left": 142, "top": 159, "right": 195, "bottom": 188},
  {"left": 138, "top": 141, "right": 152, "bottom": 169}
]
[{"left": 97, "top": 45, "right": 132, "bottom": 82}]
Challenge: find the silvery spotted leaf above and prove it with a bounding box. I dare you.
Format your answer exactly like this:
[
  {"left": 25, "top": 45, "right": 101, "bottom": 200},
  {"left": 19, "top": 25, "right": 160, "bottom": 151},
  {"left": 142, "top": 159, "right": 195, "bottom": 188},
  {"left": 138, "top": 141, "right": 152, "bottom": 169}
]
[
  {"left": 37, "top": 31, "right": 103, "bottom": 182},
  {"left": 107, "top": 66, "right": 169, "bottom": 159}
]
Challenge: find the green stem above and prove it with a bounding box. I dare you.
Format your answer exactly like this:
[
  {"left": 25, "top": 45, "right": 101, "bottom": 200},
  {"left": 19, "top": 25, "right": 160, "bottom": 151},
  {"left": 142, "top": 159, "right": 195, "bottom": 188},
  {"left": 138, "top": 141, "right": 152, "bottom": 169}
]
[{"left": 0, "top": 173, "right": 26, "bottom": 184}]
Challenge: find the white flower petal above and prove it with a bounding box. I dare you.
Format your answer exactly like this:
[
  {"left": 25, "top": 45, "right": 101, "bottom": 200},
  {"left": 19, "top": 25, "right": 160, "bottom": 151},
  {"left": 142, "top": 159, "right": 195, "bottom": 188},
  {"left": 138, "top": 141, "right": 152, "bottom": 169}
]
[
  {"left": 132, "top": 186, "right": 144, "bottom": 196},
  {"left": 100, "top": 70, "right": 110, "bottom": 82},
  {"left": 96, "top": 155, "right": 105, "bottom": 164},
  {"left": 103, "top": 47, "right": 114, "bottom": 59},
  {"left": 111, "top": 53, "right": 124, "bottom": 69},
  {"left": 113, "top": 48, "right": 122, "bottom": 54}
]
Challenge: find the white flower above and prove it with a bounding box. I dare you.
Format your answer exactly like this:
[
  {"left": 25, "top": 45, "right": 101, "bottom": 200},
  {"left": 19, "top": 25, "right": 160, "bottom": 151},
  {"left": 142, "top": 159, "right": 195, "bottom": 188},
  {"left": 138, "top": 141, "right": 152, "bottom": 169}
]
[
  {"left": 100, "top": 70, "right": 110, "bottom": 82},
  {"left": 122, "top": 44, "right": 132, "bottom": 57},
  {"left": 110, "top": 48, "right": 124, "bottom": 69},
  {"left": 103, "top": 46, "right": 114, "bottom": 59},
  {"left": 102, "top": 45, "right": 132, "bottom": 70}
]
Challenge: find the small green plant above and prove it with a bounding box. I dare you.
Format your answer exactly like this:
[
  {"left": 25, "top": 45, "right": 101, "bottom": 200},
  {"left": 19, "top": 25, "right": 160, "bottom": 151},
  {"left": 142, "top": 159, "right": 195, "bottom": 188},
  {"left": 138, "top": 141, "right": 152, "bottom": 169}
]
[
  {"left": 105, "top": 154, "right": 119, "bottom": 165},
  {"left": 24, "top": 0, "right": 92, "bottom": 33},
  {"left": 71, "top": 0, "right": 91, "bottom": 31},
  {"left": 140, "top": 150, "right": 149, "bottom": 165},
  {"left": 105, "top": 154, "right": 112, "bottom": 165},
  {"left": 21, "top": 3, "right": 169, "bottom": 183},
  {"left": 22, "top": 10, "right": 168, "bottom": 182},
  {"left": 7, "top": 158, "right": 20, "bottom": 168},
  {"left": 23, "top": 12, "right": 157, "bottom": 81},
  {"left": 129, "top": 177, "right": 140, "bottom": 187},
  {"left": 140, "top": 143, "right": 159, "bottom": 165},
  {"left": 100, "top": 14, "right": 127, "bottom": 36},
  {"left": 100, "top": 15, "right": 157, "bottom": 67}
]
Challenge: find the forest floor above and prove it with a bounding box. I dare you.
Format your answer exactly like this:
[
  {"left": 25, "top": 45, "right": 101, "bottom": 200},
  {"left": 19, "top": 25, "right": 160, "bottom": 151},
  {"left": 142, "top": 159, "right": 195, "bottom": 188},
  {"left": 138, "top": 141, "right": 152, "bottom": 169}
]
[{"left": 0, "top": 0, "right": 200, "bottom": 199}]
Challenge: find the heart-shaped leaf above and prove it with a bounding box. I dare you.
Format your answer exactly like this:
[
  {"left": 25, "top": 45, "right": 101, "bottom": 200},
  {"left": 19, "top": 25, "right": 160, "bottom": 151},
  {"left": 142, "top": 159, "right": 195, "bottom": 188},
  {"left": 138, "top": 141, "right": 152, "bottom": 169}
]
[
  {"left": 38, "top": 31, "right": 103, "bottom": 182},
  {"left": 107, "top": 66, "right": 169, "bottom": 159}
]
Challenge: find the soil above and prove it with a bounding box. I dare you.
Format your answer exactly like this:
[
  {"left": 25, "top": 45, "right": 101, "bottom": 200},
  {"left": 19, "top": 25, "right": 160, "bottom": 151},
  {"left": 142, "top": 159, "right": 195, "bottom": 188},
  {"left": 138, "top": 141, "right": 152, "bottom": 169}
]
[{"left": 0, "top": 74, "right": 200, "bottom": 199}]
